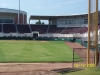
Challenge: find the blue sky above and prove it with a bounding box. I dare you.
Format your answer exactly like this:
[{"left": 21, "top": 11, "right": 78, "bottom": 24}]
[{"left": 0, "top": 0, "right": 100, "bottom": 23}]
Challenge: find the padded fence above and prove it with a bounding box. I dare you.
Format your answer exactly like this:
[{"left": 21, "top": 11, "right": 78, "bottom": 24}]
[{"left": 36, "top": 37, "right": 70, "bottom": 41}]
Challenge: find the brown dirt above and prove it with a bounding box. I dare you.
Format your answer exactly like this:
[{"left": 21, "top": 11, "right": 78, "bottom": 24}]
[
  {"left": 66, "top": 42, "right": 94, "bottom": 64},
  {"left": 41, "top": 41, "right": 49, "bottom": 42},
  {"left": 0, "top": 41, "right": 93, "bottom": 75},
  {"left": 0, "top": 63, "right": 72, "bottom": 75}
]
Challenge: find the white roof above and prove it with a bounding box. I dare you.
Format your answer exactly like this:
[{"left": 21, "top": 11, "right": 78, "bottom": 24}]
[{"left": 0, "top": 8, "right": 27, "bottom": 14}]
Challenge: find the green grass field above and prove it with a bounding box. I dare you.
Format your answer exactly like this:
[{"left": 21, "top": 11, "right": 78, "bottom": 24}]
[{"left": 0, "top": 40, "right": 81, "bottom": 63}]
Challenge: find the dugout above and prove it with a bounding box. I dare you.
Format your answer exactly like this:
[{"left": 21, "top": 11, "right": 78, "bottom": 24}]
[{"left": 32, "top": 31, "right": 39, "bottom": 38}]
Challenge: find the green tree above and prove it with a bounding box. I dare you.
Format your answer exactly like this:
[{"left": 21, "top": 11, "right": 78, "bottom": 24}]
[
  {"left": 41, "top": 22, "right": 45, "bottom": 25},
  {"left": 35, "top": 20, "right": 41, "bottom": 24},
  {"left": 35, "top": 20, "right": 45, "bottom": 25}
]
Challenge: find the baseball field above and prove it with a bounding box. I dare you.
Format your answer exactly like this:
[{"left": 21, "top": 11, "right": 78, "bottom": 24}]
[{"left": 0, "top": 40, "right": 81, "bottom": 62}]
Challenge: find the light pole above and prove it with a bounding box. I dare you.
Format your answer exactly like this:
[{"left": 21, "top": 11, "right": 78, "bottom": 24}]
[{"left": 18, "top": 0, "right": 20, "bottom": 24}]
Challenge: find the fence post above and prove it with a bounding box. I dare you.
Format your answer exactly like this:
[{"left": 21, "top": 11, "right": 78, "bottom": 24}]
[{"left": 72, "top": 48, "right": 74, "bottom": 68}]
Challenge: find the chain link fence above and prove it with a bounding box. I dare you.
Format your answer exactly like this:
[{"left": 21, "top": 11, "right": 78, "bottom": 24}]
[{"left": 72, "top": 48, "right": 95, "bottom": 68}]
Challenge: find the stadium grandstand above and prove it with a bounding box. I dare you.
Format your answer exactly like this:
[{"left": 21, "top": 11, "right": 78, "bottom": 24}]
[{"left": 0, "top": 8, "right": 100, "bottom": 43}]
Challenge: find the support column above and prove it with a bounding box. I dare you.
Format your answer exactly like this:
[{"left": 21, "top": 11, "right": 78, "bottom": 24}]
[
  {"left": 95, "top": 0, "right": 99, "bottom": 66},
  {"left": 23, "top": 14, "right": 24, "bottom": 24},
  {"left": 49, "top": 18, "right": 50, "bottom": 25},
  {"left": 87, "top": 0, "right": 90, "bottom": 64},
  {"left": 39, "top": 17, "right": 40, "bottom": 24},
  {"left": 29, "top": 19, "right": 30, "bottom": 25},
  {"left": 18, "top": 12, "right": 19, "bottom": 24},
  {"left": 88, "top": 0, "right": 99, "bottom": 66}
]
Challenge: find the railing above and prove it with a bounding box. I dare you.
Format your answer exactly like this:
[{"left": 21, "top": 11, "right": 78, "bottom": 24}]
[
  {"left": 0, "top": 33, "right": 33, "bottom": 37},
  {"left": 39, "top": 33, "right": 81, "bottom": 38},
  {"left": 0, "top": 32, "right": 99, "bottom": 38}
]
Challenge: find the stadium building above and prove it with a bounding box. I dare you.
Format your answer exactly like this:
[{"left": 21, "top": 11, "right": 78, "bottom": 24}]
[
  {"left": 0, "top": 8, "right": 100, "bottom": 65},
  {"left": 0, "top": 8, "right": 100, "bottom": 42},
  {"left": 0, "top": 8, "right": 27, "bottom": 24}
]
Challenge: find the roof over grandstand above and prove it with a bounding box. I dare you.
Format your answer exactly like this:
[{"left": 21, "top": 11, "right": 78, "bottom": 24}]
[
  {"left": 29, "top": 13, "right": 87, "bottom": 20},
  {"left": 29, "top": 11, "right": 100, "bottom": 20}
]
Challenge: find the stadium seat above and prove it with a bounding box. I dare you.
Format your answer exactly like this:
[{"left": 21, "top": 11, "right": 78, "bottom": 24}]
[
  {"left": 17, "top": 24, "right": 31, "bottom": 33},
  {"left": 0, "top": 24, "right": 2, "bottom": 32},
  {"left": 3, "top": 24, "right": 16, "bottom": 33},
  {"left": 30, "top": 25, "right": 48, "bottom": 34}
]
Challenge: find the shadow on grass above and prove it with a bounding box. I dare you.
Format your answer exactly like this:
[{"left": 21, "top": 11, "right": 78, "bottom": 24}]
[{"left": 52, "top": 68, "right": 84, "bottom": 74}]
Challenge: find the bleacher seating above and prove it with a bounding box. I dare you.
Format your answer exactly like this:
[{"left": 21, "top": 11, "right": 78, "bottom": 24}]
[
  {"left": 17, "top": 24, "right": 31, "bottom": 33},
  {"left": 47, "top": 25, "right": 57, "bottom": 33},
  {"left": 3, "top": 24, "right": 16, "bottom": 33},
  {"left": 0, "top": 24, "right": 2, "bottom": 32},
  {"left": 30, "top": 25, "right": 48, "bottom": 34},
  {"left": 1, "top": 24, "right": 100, "bottom": 35},
  {"left": 62, "top": 27, "right": 74, "bottom": 34},
  {"left": 30, "top": 25, "right": 89, "bottom": 34},
  {"left": 55, "top": 27, "right": 65, "bottom": 33},
  {"left": 61, "top": 27, "right": 88, "bottom": 34}
]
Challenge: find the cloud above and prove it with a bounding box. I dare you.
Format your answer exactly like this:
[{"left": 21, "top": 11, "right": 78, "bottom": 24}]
[
  {"left": 33, "top": 5, "right": 61, "bottom": 9},
  {"left": 33, "top": 6, "right": 43, "bottom": 8},
  {"left": 50, "top": 4, "right": 61, "bottom": 8},
  {"left": 28, "top": 0, "right": 40, "bottom": 4},
  {"left": 48, "top": 0, "right": 83, "bottom": 8},
  {"left": 32, "top": 0, "right": 84, "bottom": 9},
  {"left": 57, "top": 0, "right": 84, "bottom": 6},
  {"left": 50, "top": 4, "right": 60, "bottom": 8},
  {"left": 0, "top": 3, "right": 11, "bottom": 7}
]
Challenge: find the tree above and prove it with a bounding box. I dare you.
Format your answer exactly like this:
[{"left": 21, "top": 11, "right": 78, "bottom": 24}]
[
  {"left": 35, "top": 20, "right": 41, "bottom": 24},
  {"left": 41, "top": 22, "right": 45, "bottom": 25},
  {"left": 35, "top": 20, "right": 45, "bottom": 25}
]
